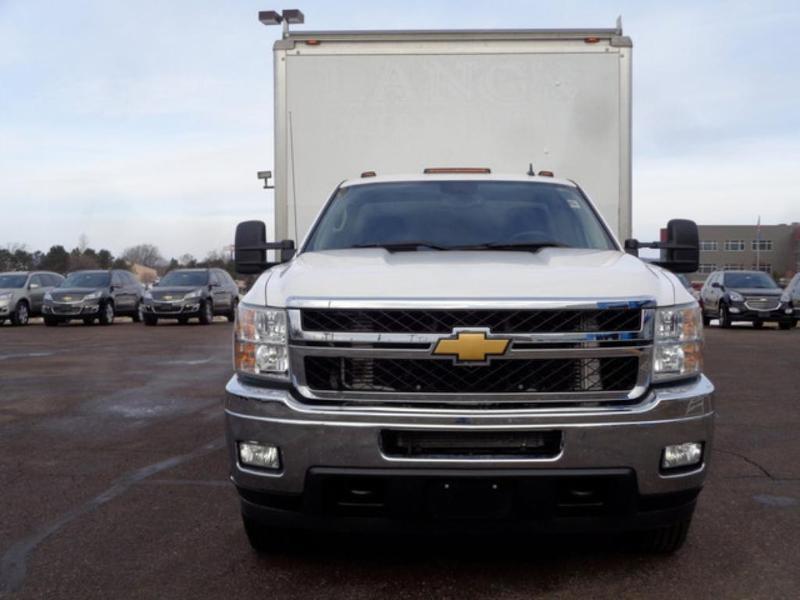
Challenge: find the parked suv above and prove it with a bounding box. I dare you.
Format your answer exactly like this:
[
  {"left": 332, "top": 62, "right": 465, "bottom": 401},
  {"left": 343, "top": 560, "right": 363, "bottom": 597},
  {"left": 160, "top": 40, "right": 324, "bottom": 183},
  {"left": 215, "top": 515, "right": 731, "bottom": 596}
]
[
  {"left": 700, "top": 270, "right": 795, "bottom": 329},
  {"left": 141, "top": 268, "right": 239, "bottom": 325},
  {"left": 42, "top": 269, "right": 145, "bottom": 326},
  {"left": 0, "top": 271, "right": 64, "bottom": 325}
]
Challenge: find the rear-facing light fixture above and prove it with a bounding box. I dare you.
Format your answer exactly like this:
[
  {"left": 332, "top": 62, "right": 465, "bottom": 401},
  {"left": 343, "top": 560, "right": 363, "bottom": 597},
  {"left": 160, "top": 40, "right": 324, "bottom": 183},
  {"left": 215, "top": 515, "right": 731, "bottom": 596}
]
[
  {"left": 238, "top": 441, "right": 281, "bottom": 470},
  {"left": 234, "top": 304, "right": 289, "bottom": 379},
  {"left": 661, "top": 442, "right": 703, "bottom": 471},
  {"left": 653, "top": 304, "right": 703, "bottom": 382}
]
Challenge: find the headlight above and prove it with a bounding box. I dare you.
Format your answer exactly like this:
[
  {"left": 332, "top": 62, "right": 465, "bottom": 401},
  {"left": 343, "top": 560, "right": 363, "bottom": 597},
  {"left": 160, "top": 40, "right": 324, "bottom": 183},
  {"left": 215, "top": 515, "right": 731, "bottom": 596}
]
[
  {"left": 728, "top": 291, "right": 744, "bottom": 302},
  {"left": 184, "top": 289, "right": 203, "bottom": 299},
  {"left": 0, "top": 292, "right": 11, "bottom": 301},
  {"left": 44, "top": 292, "right": 53, "bottom": 301},
  {"left": 234, "top": 304, "right": 288, "bottom": 379},
  {"left": 144, "top": 291, "right": 153, "bottom": 300},
  {"left": 653, "top": 303, "right": 703, "bottom": 383},
  {"left": 780, "top": 292, "right": 791, "bottom": 304},
  {"left": 84, "top": 290, "right": 102, "bottom": 301}
]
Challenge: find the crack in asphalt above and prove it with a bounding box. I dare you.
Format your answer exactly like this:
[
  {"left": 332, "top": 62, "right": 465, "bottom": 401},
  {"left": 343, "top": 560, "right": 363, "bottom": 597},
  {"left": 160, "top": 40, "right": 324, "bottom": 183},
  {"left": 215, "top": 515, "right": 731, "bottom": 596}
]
[
  {"left": 0, "top": 437, "right": 225, "bottom": 596},
  {"left": 714, "top": 447, "right": 797, "bottom": 481}
]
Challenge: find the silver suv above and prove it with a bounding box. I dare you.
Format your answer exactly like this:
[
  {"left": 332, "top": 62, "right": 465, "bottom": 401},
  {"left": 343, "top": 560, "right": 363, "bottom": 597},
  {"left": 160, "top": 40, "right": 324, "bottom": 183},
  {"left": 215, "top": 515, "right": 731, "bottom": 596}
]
[{"left": 0, "top": 271, "right": 65, "bottom": 326}]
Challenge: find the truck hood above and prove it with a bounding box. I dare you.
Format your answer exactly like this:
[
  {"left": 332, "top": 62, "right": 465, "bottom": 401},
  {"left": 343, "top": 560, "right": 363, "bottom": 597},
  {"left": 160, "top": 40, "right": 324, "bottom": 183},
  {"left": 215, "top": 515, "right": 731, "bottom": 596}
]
[{"left": 249, "top": 248, "right": 688, "bottom": 308}]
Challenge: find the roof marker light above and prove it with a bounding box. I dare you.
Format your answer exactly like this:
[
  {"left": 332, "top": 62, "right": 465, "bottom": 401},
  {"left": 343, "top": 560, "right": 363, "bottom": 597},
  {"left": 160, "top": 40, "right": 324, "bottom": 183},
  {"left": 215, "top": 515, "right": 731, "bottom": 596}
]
[
  {"left": 538, "top": 170, "right": 554, "bottom": 177},
  {"left": 423, "top": 167, "right": 491, "bottom": 174},
  {"left": 361, "top": 171, "right": 376, "bottom": 178}
]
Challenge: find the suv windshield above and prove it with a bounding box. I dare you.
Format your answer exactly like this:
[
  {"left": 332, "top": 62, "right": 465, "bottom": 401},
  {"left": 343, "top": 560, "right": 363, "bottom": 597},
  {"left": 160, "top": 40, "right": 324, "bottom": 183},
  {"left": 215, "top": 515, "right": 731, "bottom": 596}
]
[
  {"left": 159, "top": 271, "right": 208, "bottom": 287},
  {"left": 0, "top": 274, "right": 28, "bottom": 288},
  {"left": 304, "top": 181, "right": 616, "bottom": 252},
  {"left": 61, "top": 272, "right": 110, "bottom": 288},
  {"left": 723, "top": 272, "right": 778, "bottom": 289}
]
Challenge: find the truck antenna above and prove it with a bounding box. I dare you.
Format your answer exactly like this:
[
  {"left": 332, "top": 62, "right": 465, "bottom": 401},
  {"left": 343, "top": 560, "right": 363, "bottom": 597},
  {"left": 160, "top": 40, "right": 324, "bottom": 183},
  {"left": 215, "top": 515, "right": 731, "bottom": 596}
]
[
  {"left": 288, "top": 111, "right": 300, "bottom": 242},
  {"left": 527, "top": 163, "right": 535, "bottom": 176}
]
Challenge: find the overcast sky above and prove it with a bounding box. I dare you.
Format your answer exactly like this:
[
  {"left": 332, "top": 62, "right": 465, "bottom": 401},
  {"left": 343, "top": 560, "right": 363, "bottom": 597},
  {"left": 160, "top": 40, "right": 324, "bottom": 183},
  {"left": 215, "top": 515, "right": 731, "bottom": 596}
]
[{"left": 1, "top": 0, "right": 798, "bottom": 259}]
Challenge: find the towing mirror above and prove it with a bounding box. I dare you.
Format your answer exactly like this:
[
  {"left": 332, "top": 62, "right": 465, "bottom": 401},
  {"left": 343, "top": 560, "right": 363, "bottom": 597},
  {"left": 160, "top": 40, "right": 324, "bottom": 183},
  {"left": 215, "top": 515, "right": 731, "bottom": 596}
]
[
  {"left": 234, "top": 220, "right": 296, "bottom": 274},
  {"left": 623, "top": 219, "right": 699, "bottom": 274},
  {"left": 660, "top": 219, "right": 699, "bottom": 273}
]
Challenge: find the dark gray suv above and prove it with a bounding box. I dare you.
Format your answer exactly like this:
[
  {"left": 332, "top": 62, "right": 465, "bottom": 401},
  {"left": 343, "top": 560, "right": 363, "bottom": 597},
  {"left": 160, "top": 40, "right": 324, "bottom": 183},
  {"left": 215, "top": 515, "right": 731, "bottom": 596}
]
[
  {"left": 142, "top": 268, "right": 239, "bottom": 325},
  {"left": 0, "top": 271, "right": 65, "bottom": 325},
  {"left": 700, "top": 270, "right": 795, "bottom": 329},
  {"left": 43, "top": 269, "right": 145, "bottom": 326}
]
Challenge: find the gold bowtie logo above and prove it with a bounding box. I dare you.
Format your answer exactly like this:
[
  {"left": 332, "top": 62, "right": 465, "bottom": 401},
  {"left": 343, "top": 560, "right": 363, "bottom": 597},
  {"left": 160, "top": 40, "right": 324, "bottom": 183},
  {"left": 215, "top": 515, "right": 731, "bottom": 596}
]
[{"left": 433, "top": 330, "right": 510, "bottom": 364}]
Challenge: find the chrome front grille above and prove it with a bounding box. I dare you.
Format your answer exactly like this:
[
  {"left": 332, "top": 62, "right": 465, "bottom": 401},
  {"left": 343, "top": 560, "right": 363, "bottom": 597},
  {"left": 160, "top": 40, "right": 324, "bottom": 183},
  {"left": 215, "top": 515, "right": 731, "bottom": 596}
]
[
  {"left": 288, "top": 298, "right": 655, "bottom": 407},
  {"left": 744, "top": 297, "right": 780, "bottom": 311}
]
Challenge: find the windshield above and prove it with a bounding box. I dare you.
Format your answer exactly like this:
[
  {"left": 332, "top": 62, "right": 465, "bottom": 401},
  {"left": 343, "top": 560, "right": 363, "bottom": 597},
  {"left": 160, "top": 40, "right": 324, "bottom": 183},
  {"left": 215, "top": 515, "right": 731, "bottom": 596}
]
[
  {"left": 159, "top": 270, "right": 208, "bottom": 287},
  {"left": 675, "top": 274, "right": 692, "bottom": 290},
  {"left": 0, "top": 274, "right": 28, "bottom": 288},
  {"left": 304, "top": 181, "right": 616, "bottom": 252},
  {"left": 61, "top": 272, "right": 110, "bottom": 288},
  {"left": 723, "top": 272, "right": 779, "bottom": 289}
]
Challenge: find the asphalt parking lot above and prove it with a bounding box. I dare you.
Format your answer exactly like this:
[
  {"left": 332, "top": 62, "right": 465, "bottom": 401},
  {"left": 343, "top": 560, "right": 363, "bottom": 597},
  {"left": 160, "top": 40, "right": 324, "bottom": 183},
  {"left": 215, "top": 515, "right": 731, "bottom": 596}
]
[{"left": 1, "top": 319, "right": 799, "bottom": 599}]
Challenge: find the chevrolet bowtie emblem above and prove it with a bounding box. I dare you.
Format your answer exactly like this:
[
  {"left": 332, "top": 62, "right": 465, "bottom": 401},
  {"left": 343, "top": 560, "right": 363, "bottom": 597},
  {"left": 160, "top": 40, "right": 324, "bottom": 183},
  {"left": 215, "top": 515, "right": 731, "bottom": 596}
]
[{"left": 433, "top": 330, "right": 510, "bottom": 364}]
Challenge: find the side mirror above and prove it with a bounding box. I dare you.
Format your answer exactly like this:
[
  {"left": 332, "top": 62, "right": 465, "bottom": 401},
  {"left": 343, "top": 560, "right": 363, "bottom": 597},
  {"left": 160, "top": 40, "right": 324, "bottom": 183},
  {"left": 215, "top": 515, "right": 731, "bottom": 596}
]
[
  {"left": 711, "top": 282, "right": 723, "bottom": 290},
  {"left": 29, "top": 283, "right": 41, "bottom": 290},
  {"left": 660, "top": 219, "right": 699, "bottom": 274},
  {"left": 234, "top": 220, "right": 296, "bottom": 274},
  {"left": 624, "top": 219, "right": 699, "bottom": 274}
]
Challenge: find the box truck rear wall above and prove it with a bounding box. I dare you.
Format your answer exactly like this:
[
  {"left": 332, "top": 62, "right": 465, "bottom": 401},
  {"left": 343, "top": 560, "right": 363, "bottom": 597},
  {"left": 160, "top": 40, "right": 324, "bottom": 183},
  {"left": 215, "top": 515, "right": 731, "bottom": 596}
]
[{"left": 273, "top": 32, "right": 632, "bottom": 244}]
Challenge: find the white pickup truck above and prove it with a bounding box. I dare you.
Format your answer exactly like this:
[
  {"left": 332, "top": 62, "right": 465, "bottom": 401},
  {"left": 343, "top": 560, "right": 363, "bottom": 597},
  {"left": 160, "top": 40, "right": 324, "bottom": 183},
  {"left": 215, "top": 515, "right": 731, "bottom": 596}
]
[{"left": 225, "top": 16, "right": 713, "bottom": 554}]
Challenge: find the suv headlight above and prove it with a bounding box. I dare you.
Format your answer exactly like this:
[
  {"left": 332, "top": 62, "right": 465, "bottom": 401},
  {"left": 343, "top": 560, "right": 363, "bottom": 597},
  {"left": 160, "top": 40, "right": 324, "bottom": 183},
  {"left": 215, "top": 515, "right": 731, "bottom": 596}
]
[
  {"left": 780, "top": 292, "right": 791, "bottom": 304},
  {"left": 0, "top": 292, "right": 11, "bottom": 306},
  {"left": 144, "top": 290, "right": 153, "bottom": 300},
  {"left": 653, "top": 303, "right": 703, "bottom": 383},
  {"left": 84, "top": 290, "right": 102, "bottom": 301},
  {"left": 728, "top": 291, "right": 744, "bottom": 302},
  {"left": 43, "top": 291, "right": 53, "bottom": 301},
  {"left": 185, "top": 289, "right": 203, "bottom": 299},
  {"left": 234, "top": 304, "right": 288, "bottom": 379}
]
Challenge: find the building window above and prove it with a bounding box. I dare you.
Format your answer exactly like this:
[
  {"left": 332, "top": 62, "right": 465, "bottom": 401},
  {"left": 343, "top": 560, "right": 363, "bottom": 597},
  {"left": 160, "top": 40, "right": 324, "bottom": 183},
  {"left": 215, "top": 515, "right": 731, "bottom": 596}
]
[
  {"left": 724, "top": 240, "right": 745, "bottom": 251},
  {"left": 752, "top": 264, "right": 772, "bottom": 273},
  {"left": 751, "top": 239, "right": 773, "bottom": 251},
  {"left": 698, "top": 264, "right": 717, "bottom": 274},
  {"left": 722, "top": 264, "right": 743, "bottom": 271},
  {"left": 699, "top": 241, "right": 718, "bottom": 252}
]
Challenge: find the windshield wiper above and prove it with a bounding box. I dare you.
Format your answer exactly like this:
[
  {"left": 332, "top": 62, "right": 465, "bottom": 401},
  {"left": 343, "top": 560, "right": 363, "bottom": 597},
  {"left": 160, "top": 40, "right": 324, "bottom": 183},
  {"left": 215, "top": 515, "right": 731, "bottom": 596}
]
[
  {"left": 452, "top": 241, "right": 570, "bottom": 252},
  {"left": 351, "top": 241, "right": 451, "bottom": 252}
]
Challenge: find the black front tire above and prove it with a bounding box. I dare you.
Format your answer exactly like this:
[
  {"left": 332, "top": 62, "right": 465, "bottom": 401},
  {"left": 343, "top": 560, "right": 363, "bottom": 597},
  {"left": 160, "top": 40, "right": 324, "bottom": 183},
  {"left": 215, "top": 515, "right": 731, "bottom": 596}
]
[
  {"left": 702, "top": 313, "right": 711, "bottom": 327},
  {"left": 242, "top": 514, "right": 289, "bottom": 553},
  {"left": 718, "top": 304, "right": 732, "bottom": 328},
  {"left": 99, "top": 301, "right": 115, "bottom": 326},
  {"left": 144, "top": 314, "right": 158, "bottom": 326},
  {"left": 637, "top": 517, "right": 692, "bottom": 554},
  {"left": 10, "top": 301, "right": 30, "bottom": 326},
  {"left": 132, "top": 301, "right": 143, "bottom": 323},
  {"left": 227, "top": 299, "right": 239, "bottom": 322},
  {"left": 779, "top": 320, "right": 794, "bottom": 330},
  {"left": 199, "top": 300, "right": 213, "bottom": 325}
]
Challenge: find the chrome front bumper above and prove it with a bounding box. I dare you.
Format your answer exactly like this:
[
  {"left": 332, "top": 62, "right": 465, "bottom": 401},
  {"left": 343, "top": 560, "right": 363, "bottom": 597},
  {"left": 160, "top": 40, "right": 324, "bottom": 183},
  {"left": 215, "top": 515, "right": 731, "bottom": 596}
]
[{"left": 225, "top": 375, "right": 715, "bottom": 497}]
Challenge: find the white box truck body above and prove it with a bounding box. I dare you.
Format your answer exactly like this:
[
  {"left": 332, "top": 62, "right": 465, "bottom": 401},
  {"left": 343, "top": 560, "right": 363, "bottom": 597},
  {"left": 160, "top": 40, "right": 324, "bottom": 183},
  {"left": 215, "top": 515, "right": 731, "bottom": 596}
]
[{"left": 272, "top": 27, "right": 632, "bottom": 242}]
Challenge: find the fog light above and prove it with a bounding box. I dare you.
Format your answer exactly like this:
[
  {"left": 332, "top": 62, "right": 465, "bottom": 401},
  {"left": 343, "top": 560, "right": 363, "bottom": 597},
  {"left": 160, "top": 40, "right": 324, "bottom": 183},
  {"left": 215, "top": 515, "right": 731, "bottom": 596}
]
[
  {"left": 729, "top": 307, "right": 740, "bottom": 314},
  {"left": 662, "top": 442, "right": 703, "bottom": 470},
  {"left": 238, "top": 441, "right": 281, "bottom": 470}
]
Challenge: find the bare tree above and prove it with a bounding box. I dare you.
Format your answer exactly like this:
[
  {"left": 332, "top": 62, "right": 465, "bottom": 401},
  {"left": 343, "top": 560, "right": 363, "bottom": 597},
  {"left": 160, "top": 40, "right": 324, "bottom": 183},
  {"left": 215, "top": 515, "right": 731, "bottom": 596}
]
[{"left": 122, "top": 244, "right": 164, "bottom": 268}]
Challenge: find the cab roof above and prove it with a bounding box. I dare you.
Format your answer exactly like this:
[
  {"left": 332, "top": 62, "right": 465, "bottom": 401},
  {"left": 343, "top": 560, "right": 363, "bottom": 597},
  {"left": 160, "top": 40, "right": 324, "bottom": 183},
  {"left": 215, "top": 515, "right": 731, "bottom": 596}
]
[{"left": 340, "top": 173, "right": 579, "bottom": 189}]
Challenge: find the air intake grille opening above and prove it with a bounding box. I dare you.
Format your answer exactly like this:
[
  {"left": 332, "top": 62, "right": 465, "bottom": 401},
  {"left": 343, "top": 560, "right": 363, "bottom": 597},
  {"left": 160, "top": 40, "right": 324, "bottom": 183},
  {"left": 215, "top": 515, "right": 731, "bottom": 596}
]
[{"left": 304, "top": 356, "right": 639, "bottom": 395}]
